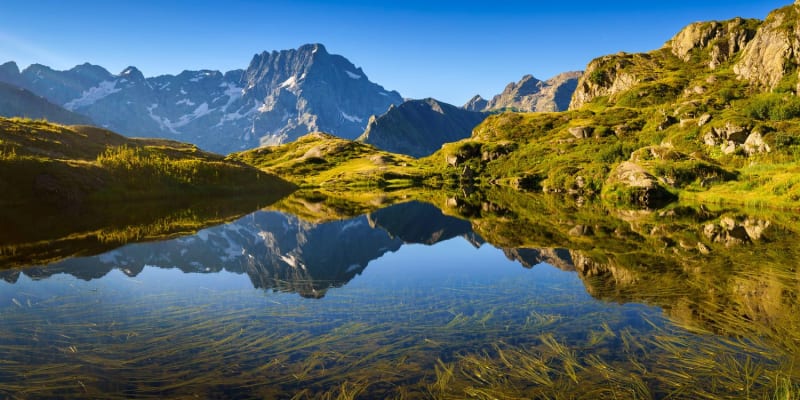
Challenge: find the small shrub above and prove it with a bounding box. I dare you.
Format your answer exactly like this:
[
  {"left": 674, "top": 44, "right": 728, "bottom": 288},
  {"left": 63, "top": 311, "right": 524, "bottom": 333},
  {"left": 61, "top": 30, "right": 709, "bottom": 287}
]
[{"left": 744, "top": 93, "right": 800, "bottom": 121}]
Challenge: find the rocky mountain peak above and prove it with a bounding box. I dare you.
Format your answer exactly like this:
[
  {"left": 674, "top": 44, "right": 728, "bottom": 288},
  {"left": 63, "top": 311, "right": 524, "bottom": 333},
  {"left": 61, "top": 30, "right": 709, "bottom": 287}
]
[
  {"left": 119, "top": 66, "right": 145, "bottom": 82},
  {"left": 463, "top": 94, "right": 488, "bottom": 112},
  {"left": 486, "top": 72, "right": 581, "bottom": 112},
  {"left": 0, "top": 61, "right": 20, "bottom": 76}
]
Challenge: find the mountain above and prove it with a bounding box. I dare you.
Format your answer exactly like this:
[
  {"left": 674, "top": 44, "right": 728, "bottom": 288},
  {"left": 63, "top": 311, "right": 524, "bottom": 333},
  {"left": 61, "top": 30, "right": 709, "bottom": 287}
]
[
  {"left": 357, "top": 98, "right": 488, "bottom": 157},
  {"left": 243, "top": 2, "right": 800, "bottom": 209},
  {"left": 0, "top": 44, "right": 403, "bottom": 154},
  {"left": 464, "top": 72, "right": 582, "bottom": 112},
  {"left": 463, "top": 95, "right": 488, "bottom": 112},
  {"left": 0, "top": 81, "right": 93, "bottom": 125}
]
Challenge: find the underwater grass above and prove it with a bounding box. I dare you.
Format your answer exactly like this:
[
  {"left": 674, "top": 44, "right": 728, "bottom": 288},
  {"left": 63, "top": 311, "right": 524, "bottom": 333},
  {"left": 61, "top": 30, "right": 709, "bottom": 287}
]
[{"left": 1, "top": 262, "right": 799, "bottom": 399}]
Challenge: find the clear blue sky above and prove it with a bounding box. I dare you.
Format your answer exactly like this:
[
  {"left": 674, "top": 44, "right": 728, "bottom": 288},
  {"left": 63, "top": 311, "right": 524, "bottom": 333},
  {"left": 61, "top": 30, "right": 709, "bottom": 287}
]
[{"left": 0, "top": 0, "right": 789, "bottom": 105}]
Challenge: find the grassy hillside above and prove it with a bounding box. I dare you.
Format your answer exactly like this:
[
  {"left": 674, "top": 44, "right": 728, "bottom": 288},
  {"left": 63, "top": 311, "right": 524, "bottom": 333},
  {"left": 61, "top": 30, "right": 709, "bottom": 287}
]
[
  {"left": 230, "top": 132, "right": 434, "bottom": 189},
  {"left": 419, "top": 7, "right": 800, "bottom": 209},
  {"left": 0, "top": 117, "right": 296, "bottom": 207}
]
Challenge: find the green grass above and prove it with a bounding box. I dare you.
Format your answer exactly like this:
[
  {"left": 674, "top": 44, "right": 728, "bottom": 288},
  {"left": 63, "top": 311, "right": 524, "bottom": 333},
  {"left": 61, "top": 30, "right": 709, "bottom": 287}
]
[{"left": 0, "top": 117, "right": 296, "bottom": 207}]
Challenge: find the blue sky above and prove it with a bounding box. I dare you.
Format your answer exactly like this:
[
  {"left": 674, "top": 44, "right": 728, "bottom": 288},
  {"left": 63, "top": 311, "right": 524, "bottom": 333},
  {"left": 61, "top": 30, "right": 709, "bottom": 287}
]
[{"left": 0, "top": 0, "right": 789, "bottom": 105}]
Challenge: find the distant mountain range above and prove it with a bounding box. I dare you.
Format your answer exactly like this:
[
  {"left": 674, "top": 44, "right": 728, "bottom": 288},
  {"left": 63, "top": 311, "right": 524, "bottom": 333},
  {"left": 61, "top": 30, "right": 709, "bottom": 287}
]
[
  {"left": 0, "top": 45, "right": 582, "bottom": 157},
  {"left": 0, "top": 44, "right": 402, "bottom": 154},
  {"left": 464, "top": 71, "right": 582, "bottom": 112}
]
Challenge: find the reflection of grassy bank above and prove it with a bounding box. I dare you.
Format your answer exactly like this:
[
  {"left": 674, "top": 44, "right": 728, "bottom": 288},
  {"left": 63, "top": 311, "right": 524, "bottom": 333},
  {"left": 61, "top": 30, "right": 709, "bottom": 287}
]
[{"left": 0, "top": 195, "right": 287, "bottom": 269}]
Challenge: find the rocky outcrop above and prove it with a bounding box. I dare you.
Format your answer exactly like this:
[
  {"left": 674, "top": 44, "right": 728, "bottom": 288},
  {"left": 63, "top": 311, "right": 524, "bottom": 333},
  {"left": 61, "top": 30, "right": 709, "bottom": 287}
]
[
  {"left": 463, "top": 95, "right": 488, "bottom": 112},
  {"left": 0, "top": 44, "right": 402, "bottom": 154},
  {"left": 734, "top": 4, "right": 800, "bottom": 90},
  {"left": 480, "top": 72, "right": 582, "bottom": 112},
  {"left": 702, "top": 122, "right": 770, "bottom": 155},
  {"left": 569, "top": 54, "right": 640, "bottom": 109},
  {"left": 604, "top": 161, "right": 675, "bottom": 208},
  {"left": 666, "top": 18, "right": 759, "bottom": 69},
  {"left": 568, "top": 126, "right": 594, "bottom": 139},
  {"left": 357, "top": 98, "right": 487, "bottom": 157}
]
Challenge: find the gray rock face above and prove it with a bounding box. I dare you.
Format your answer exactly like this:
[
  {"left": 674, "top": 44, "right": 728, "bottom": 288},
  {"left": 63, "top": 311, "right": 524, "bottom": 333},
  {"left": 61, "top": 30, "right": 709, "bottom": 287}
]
[
  {"left": 463, "top": 95, "right": 488, "bottom": 112},
  {"left": 666, "top": 18, "right": 758, "bottom": 70},
  {"left": 0, "top": 81, "right": 93, "bottom": 125},
  {"left": 472, "top": 72, "right": 582, "bottom": 113},
  {"left": 570, "top": 54, "right": 641, "bottom": 110},
  {"left": 357, "top": 98, "right": 488, "bottom": 157},
  {"left": 0, "top": 44, "right": 402, "bottom": 154},
  {"left": 734, "top": 4, "right": 800, "bottom": 91}
]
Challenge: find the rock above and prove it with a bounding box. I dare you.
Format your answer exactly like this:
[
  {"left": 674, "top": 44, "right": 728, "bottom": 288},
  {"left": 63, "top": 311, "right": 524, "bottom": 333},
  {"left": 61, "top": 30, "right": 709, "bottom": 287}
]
[
  {"left": 704, "top": 223, "right": 719, "bottom": 240},
  {"left": 604, "top": 161, "right": 676, "bottom": 208},
  {"left": 744, "top": 218, "right": 771, "bottom": 241},
  {"left": 446, "top": 154, "right": 461, "bottom": 167},
  {"left": 698, "top": 113, "right": 712, "bottom": 127},
  {"left": 734, "top": 6, "right": 800, "bottom": 90},
  {"left": 666, "top": 18, "right": 758, "bottom": 70},
  {"left": 483, "top": 71, "right": 582, "bottom": 112},
  {"left": 463, "top": 95, "right": 488, "bottom": 112},
  {"left": 569, "top": 225, "right": 593, "bottom": 237},
  {"left": 697, "top": 242, "right": 711, "bottom": 255},
  {"left": 743, "top": 131, "right": 772, "bottom": 155},
  {"left": 703, "top": 122, "right": 750, "bottom": 146},
  {"left": 721, "top": 142, "right": 737, "bottom": 155},
  {"left": 569, "top": 126, "right": 594, "bottom": 139},
  {"left": 569, "top": 54, "right": 640, "bottom": 109}
]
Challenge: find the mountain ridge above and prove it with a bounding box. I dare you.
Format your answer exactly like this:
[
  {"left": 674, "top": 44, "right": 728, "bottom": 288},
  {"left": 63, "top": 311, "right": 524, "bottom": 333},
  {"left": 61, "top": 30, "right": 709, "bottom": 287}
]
[
  {"left": 0, "top": 44, "right": 403, "bottom": 154},
  {"left": 465, "top": 71, "right": 582, "bottom": 112}
]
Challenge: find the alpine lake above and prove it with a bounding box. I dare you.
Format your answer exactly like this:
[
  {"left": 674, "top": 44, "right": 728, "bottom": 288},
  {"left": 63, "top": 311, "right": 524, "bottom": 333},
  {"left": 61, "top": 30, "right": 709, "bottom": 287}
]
[{"left": 1, "top": 188, "right": 799, "bottom": 399}]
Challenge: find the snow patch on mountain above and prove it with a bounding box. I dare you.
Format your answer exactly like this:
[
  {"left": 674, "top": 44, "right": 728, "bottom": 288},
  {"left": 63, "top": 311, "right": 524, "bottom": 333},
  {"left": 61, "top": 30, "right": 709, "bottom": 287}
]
[
  {"left": 147, "top": 104, "right": 180, "bottom": 134},
  {"left": 340, "top": 111, "right": 363, "bottom": 123},
  {"left": 279, "top": 76, "right": 298, "bottom": 90},
  {"left": 64, "top": 81, "right": 121, "bottom": 110},
  {"left": 345, "top": 70, "right": 361, "bottom": 79},
  {"left": 219, "top": 82, "right": 243, "bottom": 110}
]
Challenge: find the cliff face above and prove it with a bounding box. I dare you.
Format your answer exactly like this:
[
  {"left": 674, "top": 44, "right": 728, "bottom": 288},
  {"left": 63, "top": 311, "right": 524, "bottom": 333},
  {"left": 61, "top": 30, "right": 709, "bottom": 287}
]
[
  {"left": 734, "top": 4, "right": 800, "bottom": 91},
  {"left": 569, "top": 54, "right": 642, "bottom": 110},
  {"left": 570, "top": 3, "right": 800, "bottom": 110}
]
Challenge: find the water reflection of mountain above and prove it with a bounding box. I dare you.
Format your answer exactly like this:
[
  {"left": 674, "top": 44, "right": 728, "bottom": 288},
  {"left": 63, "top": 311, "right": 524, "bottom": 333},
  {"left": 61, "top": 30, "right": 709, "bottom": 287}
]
[{"left": 1, "top": 201, "right": 567, "bottom": 298}]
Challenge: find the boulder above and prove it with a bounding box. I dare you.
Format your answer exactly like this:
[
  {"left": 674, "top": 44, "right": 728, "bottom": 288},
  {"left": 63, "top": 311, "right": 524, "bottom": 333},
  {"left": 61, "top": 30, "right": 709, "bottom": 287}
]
[
  {"left": 569, "top": 126, "right": 594, "bottom": 139},
  {"left": 698, "top": 113, "right": 712, "bottom": 127},
  {"left": 743, "top": 131, "right": 772, "bottom": 155},
  {"left": 604, "top": 161, "right": 676, "bottom": 208}
]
